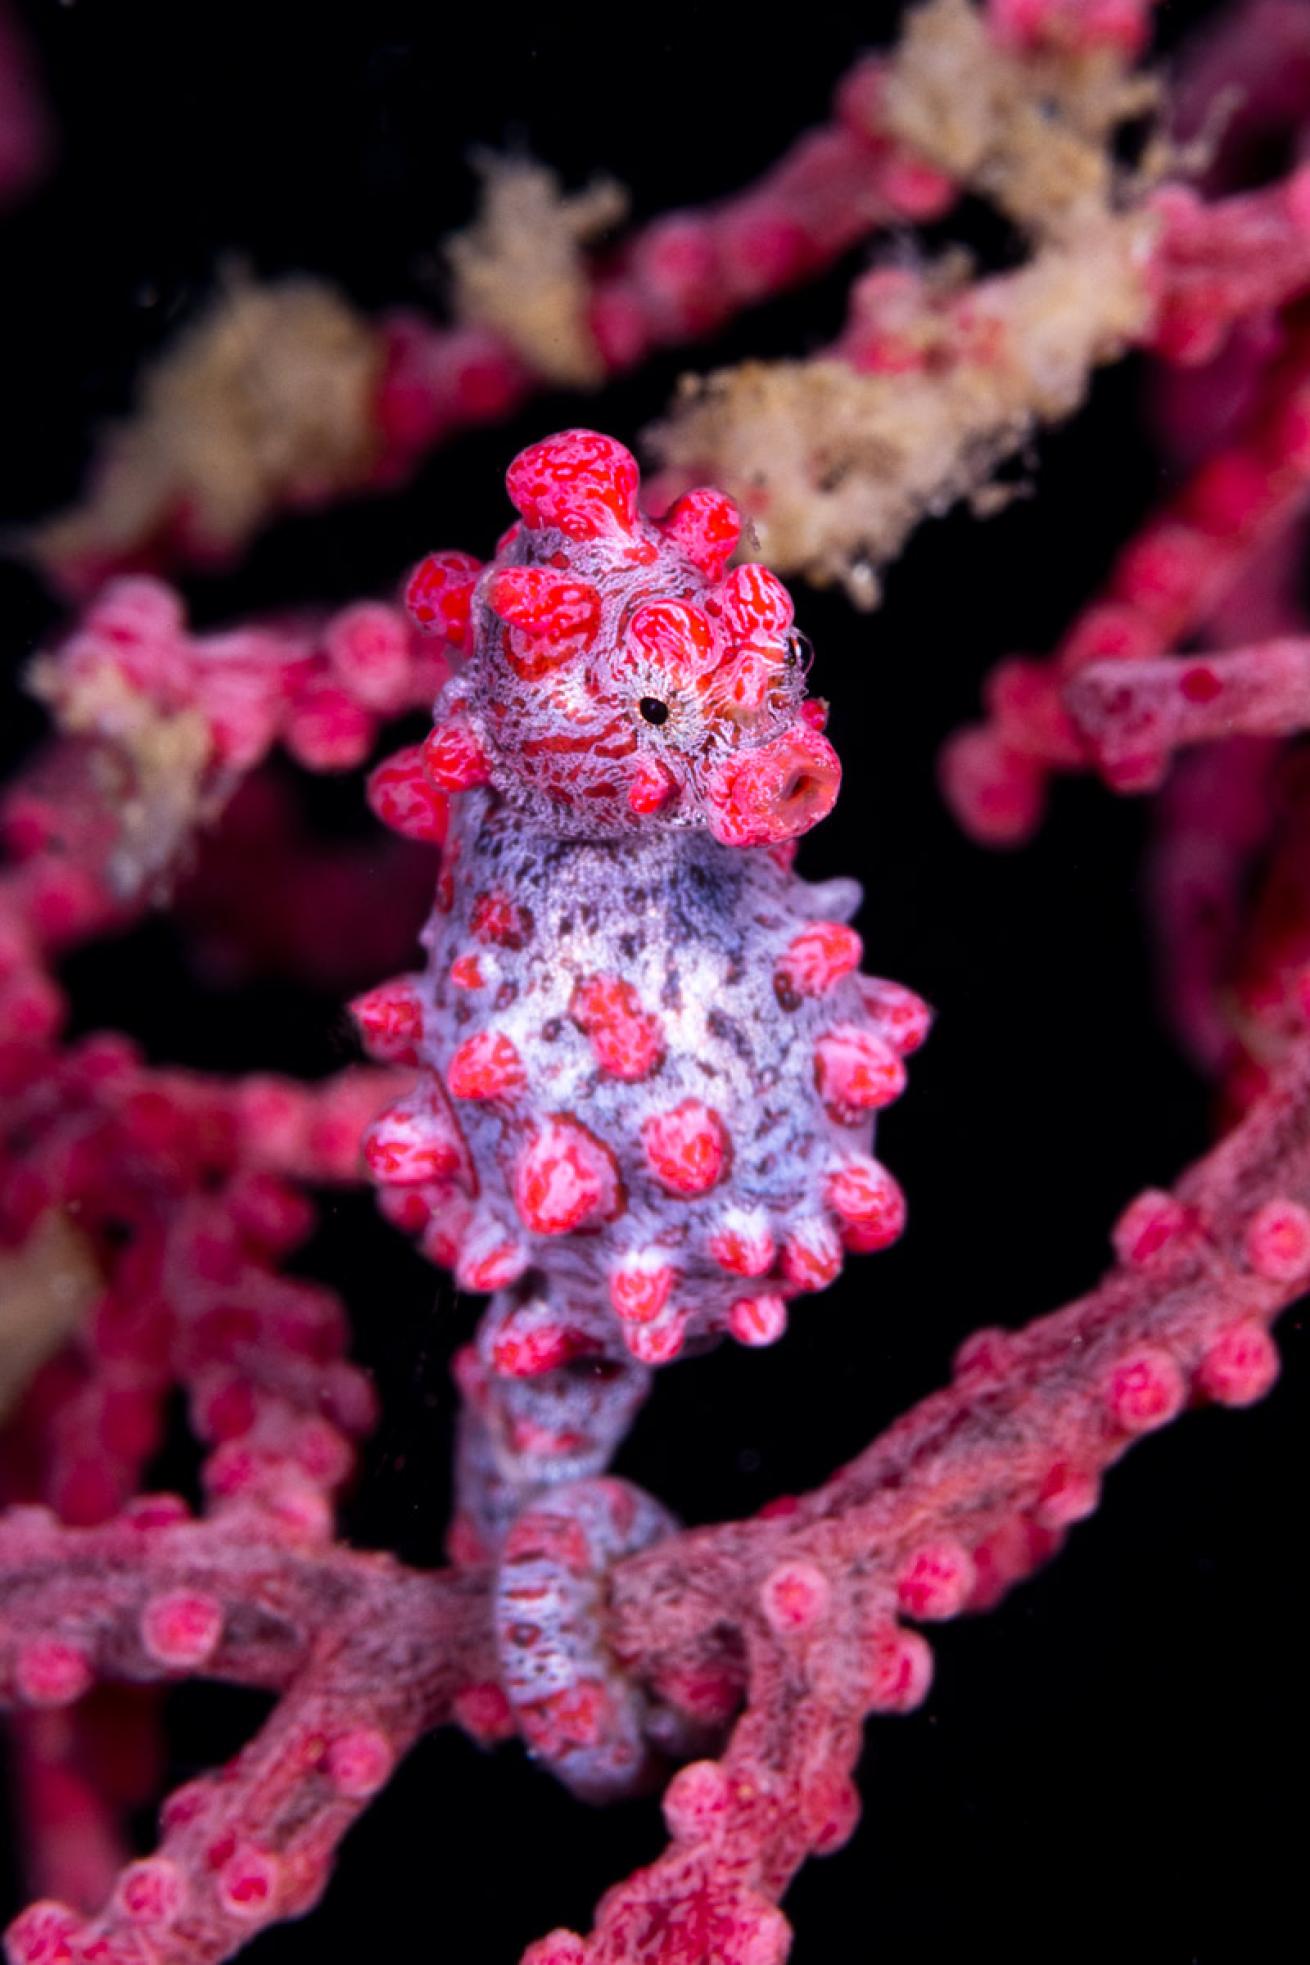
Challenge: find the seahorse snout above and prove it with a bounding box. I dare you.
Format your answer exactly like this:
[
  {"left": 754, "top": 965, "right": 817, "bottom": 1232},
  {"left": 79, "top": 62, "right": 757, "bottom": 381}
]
[{"left": 703, "top": 725, "right": 841, "bottom": 848}]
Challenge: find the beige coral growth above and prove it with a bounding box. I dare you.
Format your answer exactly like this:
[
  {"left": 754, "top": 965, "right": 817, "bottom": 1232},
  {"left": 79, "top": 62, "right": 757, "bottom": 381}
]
[
  {"left": 27, "top": 654, "right": 214, "bottom": 901},
  {"left": 447, "top": 155, "right": 627, "bottom": 388},
  {"left": 881, "top": 0, "right": 1157, "bottom": 236},
  {"left": 651, "top": 211, "right": 1154, "bottom": 605},
  {"left": 30, "top": 275, "right": 384, "bottom": 578},
  {"left": 0, "top": 1215, "right": 100, "bottom": 1422},
  {"left": 649, "top": 0, "right": 1158, "bottom": 603}
]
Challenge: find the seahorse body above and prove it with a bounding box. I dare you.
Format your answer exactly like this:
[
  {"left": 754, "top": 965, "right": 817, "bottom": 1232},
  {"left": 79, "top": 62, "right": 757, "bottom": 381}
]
[{"left": 356, "top": 430, "right": 927, "bottom": 1542}]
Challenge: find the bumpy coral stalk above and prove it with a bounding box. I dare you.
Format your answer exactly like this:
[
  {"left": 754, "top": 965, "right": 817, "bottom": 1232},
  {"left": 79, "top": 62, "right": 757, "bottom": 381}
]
[
  {"left": 29, "top": 27, "right": 954, "bottom": 593},
  {"left": 0, "top": 569, "right": 448, "bottom": 1907},
  {"left": 1, "top": 1507, "right": 497, "bottom": 1965},
  {"left": 1066, "top": 634, "right": 1310, "bottom": 788},
  {"left": 4, "top": 1025, "right": 1304, "bottom": 1965},
  {"left": 942, "top": 319, "right": 1310, "bottom": 840},
  {"left": 648, "top": 0, "right": 1162, "bottom": 603},
  {"left": 541, "top": 1031, "right": 1309, "bottom": 1964}
]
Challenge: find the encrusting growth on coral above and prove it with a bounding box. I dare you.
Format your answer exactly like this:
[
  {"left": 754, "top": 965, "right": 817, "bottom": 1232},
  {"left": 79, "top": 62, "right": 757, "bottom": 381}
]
[
  {"left": 0, "top": 1218, "right": 99, "bottom": 1424},
  {"left": 648, "top": 212, "right": 1153, "bottom": 606},
  {"left": 447, "top": 156, "right": 629, "bottom": 388},
  {"left": 23, "top": 15, "right": 956, "bottom": 593},
  {"left": 882, "top": 0, "right": 1157, "bottom": 235},
  {"left": 27, "top": 275, "right": 384, "bottom": 591},
  {"left": 646, "top": 0, "right": 1160, "bottom": 602}
]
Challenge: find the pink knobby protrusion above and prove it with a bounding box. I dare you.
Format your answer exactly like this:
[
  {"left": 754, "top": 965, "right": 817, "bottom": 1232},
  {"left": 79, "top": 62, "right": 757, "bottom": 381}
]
[
  {"left": 447, "top": 1030, "right": 526, "bottom": 1101},
  {"left": 709, "top": 1210, "right": 776, "bottom": 1277},
  {"left": 1196, "top": 1323, "right": 1280, "bottom": 1407},
  {"left": 660, "top": 487, "right": 742, "bottom": 577},
  {"left": 367, "top": 745, "right": 450, "bottom": 844},
  {"left": 405, "top": 550, "right": 482, "bottom": 645},
  {"left": 324, "top": 601, "right": 413, "bottom": 710},
  {"left": 662, "top": 1758, "right": 734, "bottom": 1843},
  {"left": 284, "top": 678, "right": 375, "bottom": 775},
  {"left": 607, "top": 1250, "right": 676, "bottom": 1324},
  {"left": 364, "top": 1093, "right": 466, "bottom": 1186},
  {"left": 1112, "top": 1188, "right": 1191, "bottom": 1266},
  {"left": 897, "top": 1540, "right": 977, "bottom": 1621},
  {"left": 216, "top": 1846, "right": 282, "bottom": 1921},
  {"left": 506, "top": 430, "right": 641, "bottom": 540},
  {"left": 814, "top": 1024, "right": 906, "bottom": 1120},
  {"left": 1244, "top": 1198, "right": 1310, "bottom": 1281},
  {"left": 622, "top": 1307, "right": 688, "bottom": 1364},
  {"left": 715, "top": 562, "right": 794, "bottom": 639},
  {"left": 569, "top": 976, "right": 665, "bottom": 1080},
  {"left": 781, "top": 1216, "right": 843, "bottom": 1291},
  {"left": 863, "top": 1624, "right": 934, "bottom": 1713},
  {"left": 513, "top": 1116, "right": 624, "bottom": 1235},
  {"left": 774, "top": 922, "right": 862, "bottom": 1007},
  {"left": 826, "top": 1154, "right": 906, "bottom": 1251},
  {"left": 1106, "top": 1347, "right": 1187, "bottom": 1433},
  {"left": 488, "top": 567, "right": 603, "bottom": 677},
  {"left": 325, "top": 1728, "right": 396, "bottom": 1798},
  {"left": 350, "top": 976, "right": 423, "bottom": 1064},
  {"left": 112, "top": 1858, "right": 187, "bottom": 1927},
  {"left": 624, "top": 598, "right": 718, "bottom": 681},
  {"left": 860, "top": 974, "right": 930, "bottom": 1053},
  {"left": 727, "top": 1291, "right": 788, "bottom": 1347},
  {"left": 1034, "top": 1462, "right": 1102, "bottom": 1530},
  {"left": 13, "top": 1640, "right": 94, "bottom": 1708},
  {"left": 421, "top": 718, "right": 493, "bottom": 792},
  {"left": 4, "top": 1901, "right": 84, "bottom": 1965},
  {"left": 760, "top": 1560, "right": 831, "bottom": 1633},
  {"left": 641, "top": 1099, "right": 732, "bottom": 1195},
  {"left": 139, "top": 1590, "right": 224, "bottom": 1668},
  {"left": 520, "top": 1935, "right": 588, "bottom": 1965}
]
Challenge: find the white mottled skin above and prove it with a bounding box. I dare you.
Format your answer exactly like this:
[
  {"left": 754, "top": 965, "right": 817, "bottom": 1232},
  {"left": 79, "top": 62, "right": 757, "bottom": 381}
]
[
  {"left": 422, "top": 784, "right": 877, "bottom": 1545},
  {"left": 362, "top": 433, "right": 914, "bottom": 1546},
  {"left": 427, "top": 787, "right": 869, "bottom": 1312}
]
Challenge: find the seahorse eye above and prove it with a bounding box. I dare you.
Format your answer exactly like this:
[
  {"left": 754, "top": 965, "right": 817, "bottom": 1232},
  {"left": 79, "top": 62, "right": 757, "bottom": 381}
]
[
  {"left": 786, "top": 630, "right": 815, "bottom": 678},
  {"left": 639, "top": 697, "right": 671, "bottom": 726}
]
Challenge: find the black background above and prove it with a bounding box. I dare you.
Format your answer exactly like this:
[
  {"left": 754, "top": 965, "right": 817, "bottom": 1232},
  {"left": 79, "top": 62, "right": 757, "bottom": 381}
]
[{"left": 0, "top": 3, "right": 1303, "bottom": 1961}]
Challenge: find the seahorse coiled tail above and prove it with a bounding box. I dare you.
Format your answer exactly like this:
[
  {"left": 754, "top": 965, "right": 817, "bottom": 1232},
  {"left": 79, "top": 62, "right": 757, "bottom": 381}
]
[{"left": 354, "top": 430, "right": 928, "bottom": 1543}]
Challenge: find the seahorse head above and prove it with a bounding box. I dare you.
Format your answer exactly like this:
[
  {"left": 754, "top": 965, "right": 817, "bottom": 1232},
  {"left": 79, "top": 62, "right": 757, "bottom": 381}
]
[{"left": 407, "top": 430, "right": 840, "bottom": 846}]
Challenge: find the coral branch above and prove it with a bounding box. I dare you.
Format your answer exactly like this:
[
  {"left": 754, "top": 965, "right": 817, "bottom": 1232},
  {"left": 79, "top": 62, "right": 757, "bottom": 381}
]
[
  {"left": 649, "top": 206, "right": 1152, "bottom": 604},
  {"left": 553, "top": 1034, "right": 1310, "bottom": 1963},
  {"left": 648, "top": 0, "right": 1160, "bottom": 603},
  {"left": 0, "top": 1219, "right": 99, "bottom": 1425},
  {"left": 1149, "top": 175, "right": 1310, "bottom": 365},
  {"left": 5, "top": 1024, "right": 1304, "bottom": 1965},
  {"left": 1066, "top": 634, "right": 1310, "bottom": 789},
  {"left": 1145, "top": 735, "right": 1281, "bottom": 1076},
  {"left": 942, "top": 318, "right": 1310, "bottom": 840},
  {"left": 27, "top": 25, "right": 954, "bottom": 593},
  {"left": 1, "top": 1508, "right": 497, "bottom": 1965}
]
